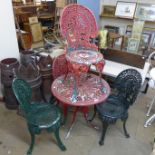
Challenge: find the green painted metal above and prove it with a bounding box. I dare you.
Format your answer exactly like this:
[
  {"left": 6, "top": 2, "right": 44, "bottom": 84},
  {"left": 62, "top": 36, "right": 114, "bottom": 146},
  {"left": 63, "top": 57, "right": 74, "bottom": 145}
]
[
  {"left": 12, "top": 79, "right": 66, "bottom": 155},
  {"left": 96, "top": 69, "right": 142, "bottom": 145}
]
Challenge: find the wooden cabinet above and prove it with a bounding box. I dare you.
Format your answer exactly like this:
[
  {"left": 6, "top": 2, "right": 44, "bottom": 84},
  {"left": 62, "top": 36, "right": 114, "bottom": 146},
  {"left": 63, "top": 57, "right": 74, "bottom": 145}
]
[
  {"left": 12, "top": 0, "right": 23, "bottom": 6},
  {"left": 17, "top": 31, "right": 32, "bottom": 50}
]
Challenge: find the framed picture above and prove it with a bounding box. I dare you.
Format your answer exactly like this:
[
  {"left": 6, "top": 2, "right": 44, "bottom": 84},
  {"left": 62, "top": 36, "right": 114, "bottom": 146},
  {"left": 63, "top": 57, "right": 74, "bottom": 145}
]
[
  {"left": 126, "top": 25, "right": 155, "bottom": 52},
  {"left": 115, "top": 1, "right": 137, "bottom": 19},
  {"left": 135, "top": 3, "right": 155, "bottom": 21},
  {"left": 151, "top": 36, "right": 155, "bottom": 48},
  {"left": 127, "top": 38, "right": 140, "bottom": 53},
  {"left": 101, "top": 5, "right": 116, "bottom": 17},
  {"left": 141, "top": 33, "right": 152, "bottom": 47},
  {"left": 30, "top": 23, "right": 43, "bottom": 43}
]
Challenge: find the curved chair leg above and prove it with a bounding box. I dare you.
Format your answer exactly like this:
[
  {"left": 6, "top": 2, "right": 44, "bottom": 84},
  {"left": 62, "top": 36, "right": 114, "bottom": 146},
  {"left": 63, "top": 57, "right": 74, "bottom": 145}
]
[
  {"left": 62, "top": 105, "right": 68, "bottom": 125},
  {"left": 54, "top": 129, "right": 66, "bottom": 151},
  {"left": 122, "top": 118, "right": 130, "bottom": 138},
  {"left": 27, "top": 132, "right": 35, "bottom": 155},
  {"left": 88, "top": 106, "right": 97, "bottom": 122},
  {"left": 99, "top": 121, "right": 108, "bottom": 145}
]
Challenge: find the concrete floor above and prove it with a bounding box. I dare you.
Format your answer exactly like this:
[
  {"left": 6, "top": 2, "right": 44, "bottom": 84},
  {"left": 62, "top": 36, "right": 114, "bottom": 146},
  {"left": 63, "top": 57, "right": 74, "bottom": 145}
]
[{"left": 0, "top": 89, "right": 155, "bottom": 155}]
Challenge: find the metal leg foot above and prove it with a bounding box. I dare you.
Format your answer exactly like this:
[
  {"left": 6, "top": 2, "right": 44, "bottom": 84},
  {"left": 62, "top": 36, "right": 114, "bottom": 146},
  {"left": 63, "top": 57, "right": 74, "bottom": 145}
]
[
  {"left": 83, "top": 112, "right": 99, "bottom": 130},
  {"left": 27, "top": 132, "right": 35, "bottom": 155},
  {"left": 99, "top": 121, "right": 108, "bottom": 145},
  {"left": 54, "top": 129, "right": 66, "bottom": 151},
  {"left": 87, "top": 106, "right": 97, "bottom": 122},
  {"left": 122, "top": 118, "right": 130, "bottom": 138}
]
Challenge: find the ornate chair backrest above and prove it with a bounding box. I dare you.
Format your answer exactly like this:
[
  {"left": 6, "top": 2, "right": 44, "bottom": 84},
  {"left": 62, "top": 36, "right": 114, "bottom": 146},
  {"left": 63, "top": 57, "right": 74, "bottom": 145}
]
[
  {"left": 12, "top": 78, "right": 31, "bottom": 113},
  {"left": 52, "top": 54, "right": 68, "bottom": 80},
  {"left": 60, "top": 4, "right": 98, "bottom": 51},
  {"left": 114, "top": 69, "right": 142, "bottom": 108}
]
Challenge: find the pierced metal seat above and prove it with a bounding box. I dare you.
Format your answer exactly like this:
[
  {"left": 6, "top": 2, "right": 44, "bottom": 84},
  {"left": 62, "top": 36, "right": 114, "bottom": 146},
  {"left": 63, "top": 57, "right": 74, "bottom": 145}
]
[
  {"left": 96, "top": 96, "right": 126, "bottom": 123},
  {"left": 26, "top": 103, "right": 60, "bottom": 128}
]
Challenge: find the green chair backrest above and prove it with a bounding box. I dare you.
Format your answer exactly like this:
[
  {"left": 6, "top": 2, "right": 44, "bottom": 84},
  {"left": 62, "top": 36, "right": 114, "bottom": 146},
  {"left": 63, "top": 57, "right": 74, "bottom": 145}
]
[
  {"left": 114, "top": 69, "right": 142, "bottom": 108},
  {"left": 12, "top": 78, "right": 32, "bottom": 113}
]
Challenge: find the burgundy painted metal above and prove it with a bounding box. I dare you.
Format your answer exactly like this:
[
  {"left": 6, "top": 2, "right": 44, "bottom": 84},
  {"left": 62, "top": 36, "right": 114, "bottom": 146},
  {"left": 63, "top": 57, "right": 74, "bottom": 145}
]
[
  {"left": 52, "top": 74, "right": 110, "bottom": 107},
  {"left": 60, "top": 4, "right": 98, "bottom": 50},
  {"left": 52, "top": 4, "right": 109, "bottom": 136},
  {"left": 52, "top": 54, "right": 68, "bottom": 80},
  {"left": 52, "top": 54, "right": 69, "bottom": 120},
  {"left": 51, "top": 73, "right": 110, "bottom": 138}
]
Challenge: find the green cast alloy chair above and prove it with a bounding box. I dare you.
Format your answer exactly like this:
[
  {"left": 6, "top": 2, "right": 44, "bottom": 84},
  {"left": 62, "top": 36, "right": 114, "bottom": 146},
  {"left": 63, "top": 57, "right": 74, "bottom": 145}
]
[
  {"left": 96, "top": 69, "right": 142, "bottom": 145},
  {"left": 12, "top": 78, "right": 66, "bottom": 155}
]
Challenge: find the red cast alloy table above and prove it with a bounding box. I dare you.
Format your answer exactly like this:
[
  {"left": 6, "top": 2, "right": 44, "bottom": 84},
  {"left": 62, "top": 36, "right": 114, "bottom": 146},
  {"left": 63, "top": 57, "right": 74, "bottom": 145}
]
[{"left": 51, "top": 73, "right": 110, "bottom": 138}]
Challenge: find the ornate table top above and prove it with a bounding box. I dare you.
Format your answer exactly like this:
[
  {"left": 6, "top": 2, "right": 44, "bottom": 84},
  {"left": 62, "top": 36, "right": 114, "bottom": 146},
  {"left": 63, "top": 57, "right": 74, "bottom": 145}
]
[{"left": 51, "top": 74, "right": 110, "bottom": 106}]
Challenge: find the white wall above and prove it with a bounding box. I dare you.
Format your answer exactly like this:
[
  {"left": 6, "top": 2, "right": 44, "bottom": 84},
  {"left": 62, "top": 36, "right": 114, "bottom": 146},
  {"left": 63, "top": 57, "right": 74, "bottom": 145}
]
[
  {"left": 0, "top": 1, "right": 19, "bottom": 98},
  {"left": 0, "top": 1, "right": 19, "bottom": 60}
]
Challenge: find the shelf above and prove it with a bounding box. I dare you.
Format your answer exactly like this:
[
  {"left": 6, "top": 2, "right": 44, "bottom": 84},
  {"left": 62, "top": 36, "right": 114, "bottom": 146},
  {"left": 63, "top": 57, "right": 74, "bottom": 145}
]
[
  {"left": 100, "top": 15, "right": 133, "bottom": 20},
  {"left": 100, "top": 15, "right": 155, "bottom": 24}
]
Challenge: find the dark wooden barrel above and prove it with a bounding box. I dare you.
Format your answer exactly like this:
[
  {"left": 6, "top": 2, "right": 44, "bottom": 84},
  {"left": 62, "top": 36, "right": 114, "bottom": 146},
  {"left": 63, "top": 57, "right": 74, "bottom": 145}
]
[
  {"left": 38, "top": 55, "right": 53, "bottom": 102},
  {"left": 3, "top": 86, "right": 19, "bottom": 109},
  {"left": 40, "top": 67, "right": 53, "bottom": 102},
  {"left": 26, "top": 75, "right": 42, "bottom": 102},
  {"left": 0, "top": 58, "right": 19, "bottom": 109},
  {"left": 17, "top": 63, "right": 43, "bottom": 102},
  {"left": 1, "top": 58, "right": 19, "bottom": 86},
  {"left": 20, "top": 50, "right": 36, "bottom": 66}
]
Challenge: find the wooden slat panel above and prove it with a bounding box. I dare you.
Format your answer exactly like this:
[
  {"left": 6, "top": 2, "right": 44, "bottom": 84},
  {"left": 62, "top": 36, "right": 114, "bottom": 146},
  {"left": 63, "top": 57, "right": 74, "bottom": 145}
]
[{"left": 102, "top": 48, "right": 146, "bottom": 69}]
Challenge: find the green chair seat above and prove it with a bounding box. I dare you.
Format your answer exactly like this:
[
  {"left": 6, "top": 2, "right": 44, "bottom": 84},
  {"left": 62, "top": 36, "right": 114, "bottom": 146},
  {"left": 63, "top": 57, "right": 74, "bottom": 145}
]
[
  {"left": 97, "top": 97, "right": 126, "bottom": 122},
  {"left": 27, "top": 104, "right": 61, "bottom": 128}
]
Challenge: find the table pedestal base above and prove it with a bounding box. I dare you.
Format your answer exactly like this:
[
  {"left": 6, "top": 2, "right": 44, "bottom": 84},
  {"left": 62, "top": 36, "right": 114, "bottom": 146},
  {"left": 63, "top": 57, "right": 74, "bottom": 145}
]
[{"left": 64, "top": 106, "right": 99, "bottom": 139}]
